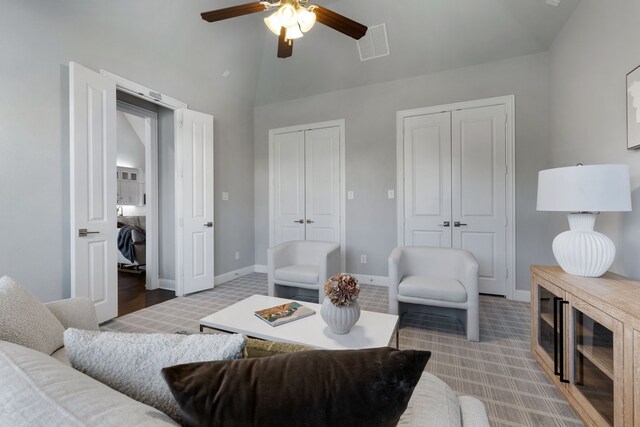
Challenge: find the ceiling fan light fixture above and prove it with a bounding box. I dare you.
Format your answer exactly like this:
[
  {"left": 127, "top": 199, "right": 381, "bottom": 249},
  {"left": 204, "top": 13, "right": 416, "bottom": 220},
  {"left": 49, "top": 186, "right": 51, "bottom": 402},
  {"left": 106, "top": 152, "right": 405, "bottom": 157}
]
[
  {"left": 277, "top": 4, "right": 298, "bottom": 28},
  {"left": 285, "top": 24, "right": 304, "bottom": 40},
  {"left": 264, "top": 12, "right": 282, "bottom": 35},
  {"left": 297, "top": 8, "right": 316, "bottom": 33}
]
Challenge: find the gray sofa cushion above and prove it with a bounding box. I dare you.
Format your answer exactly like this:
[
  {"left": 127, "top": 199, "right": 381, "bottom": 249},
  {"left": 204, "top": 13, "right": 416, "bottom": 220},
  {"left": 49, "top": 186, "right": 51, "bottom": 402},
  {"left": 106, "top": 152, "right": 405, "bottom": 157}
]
[
  {"left": 398, "top": 372, "right": 462, "bottom": 426},
  {"left": 0, "top": 340, "right": 177, "bottom": 427},
  {"left": 64, "top": 329, "right": 246, "bottom": 422},
  {"left": 0, "top": 276, "right": 65, "bottom": 355}
]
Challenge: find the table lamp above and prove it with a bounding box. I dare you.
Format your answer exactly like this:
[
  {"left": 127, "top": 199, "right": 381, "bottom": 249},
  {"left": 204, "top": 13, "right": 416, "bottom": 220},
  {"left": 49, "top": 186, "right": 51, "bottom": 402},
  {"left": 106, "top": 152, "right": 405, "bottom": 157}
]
[{"left": 536, "top": 164, "right": 632, "bottom": 277}]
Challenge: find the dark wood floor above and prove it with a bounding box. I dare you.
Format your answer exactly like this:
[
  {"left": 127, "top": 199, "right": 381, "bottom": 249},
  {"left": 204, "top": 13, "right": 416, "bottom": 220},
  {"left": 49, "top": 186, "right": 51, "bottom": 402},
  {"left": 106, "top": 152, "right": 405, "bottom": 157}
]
[{"left": 118, "top": 272, "right": 176, "bottom": 317}]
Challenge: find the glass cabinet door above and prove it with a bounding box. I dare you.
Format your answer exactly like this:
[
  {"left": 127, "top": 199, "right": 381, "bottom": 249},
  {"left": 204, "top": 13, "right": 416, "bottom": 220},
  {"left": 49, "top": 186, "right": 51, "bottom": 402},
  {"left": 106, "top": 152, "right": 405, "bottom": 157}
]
[
  {"left": 537, "top": 285, "right": 559, "bottom": 362},
  {"left": 571, "top": 298, "right": 623, "bottom": 426}
]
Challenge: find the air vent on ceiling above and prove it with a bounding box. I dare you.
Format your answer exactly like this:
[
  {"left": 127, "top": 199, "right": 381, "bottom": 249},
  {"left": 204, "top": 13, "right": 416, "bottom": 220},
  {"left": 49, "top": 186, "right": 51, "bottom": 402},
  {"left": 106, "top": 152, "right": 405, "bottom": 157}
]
[{"left": 357, "top": 24, "right": 390, "bottom": 61}]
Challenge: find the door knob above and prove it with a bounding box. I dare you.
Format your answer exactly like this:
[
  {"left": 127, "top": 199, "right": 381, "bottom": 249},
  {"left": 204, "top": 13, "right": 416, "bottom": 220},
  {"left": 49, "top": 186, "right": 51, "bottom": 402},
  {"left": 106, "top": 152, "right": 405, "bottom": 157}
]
[
  {"left": 203, "top": 222, "right": 213, "bottom": 228},
  {"left": 78, "top": 228, "right": 100, "bottom": 237},
  {"left": 454, "top": 221, "right": 468, "bottom": 227},
  {"left": 293, "top": 219, "right": 304, "bottom": 224},
  {"left": 306, "top": 219, "right": 314, "bottom": 224},
  {"left": 438, "top": 221, "right": 450, "bottom": 227}
]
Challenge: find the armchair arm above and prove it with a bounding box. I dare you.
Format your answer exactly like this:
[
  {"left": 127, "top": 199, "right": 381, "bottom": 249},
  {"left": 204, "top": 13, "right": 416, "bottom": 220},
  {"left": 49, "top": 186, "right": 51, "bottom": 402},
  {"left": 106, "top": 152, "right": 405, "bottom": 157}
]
[
  {"left": 318, "top": 244, "right": 341, "bottom": 286},
  {"left": 267, "top": 243, "right": 293, "bottom": 283},
  {"left": 44, "top": 297, "right": 100, "bottom": 331},
  {"left": 456, "top": 251, "right": 480, "bottom": 305}
]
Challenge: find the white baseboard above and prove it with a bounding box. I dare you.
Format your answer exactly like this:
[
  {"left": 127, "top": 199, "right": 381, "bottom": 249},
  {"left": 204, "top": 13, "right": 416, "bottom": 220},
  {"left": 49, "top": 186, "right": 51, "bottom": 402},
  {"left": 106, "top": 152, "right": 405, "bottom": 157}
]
[
  {"left": 158, "top": 279, "right": 175, "bottom": 291},
  {"left": 254, "top": 264, "right": 268, "bottom": 274},
  {"left": 351, "top": 274, "right": 388, "bottom": 287},
  {"left": 214, "top": 265, "right": 256, "bottom": 286},
  {"left": 512, "top": 289, "right": 531, "bottom": 303}
]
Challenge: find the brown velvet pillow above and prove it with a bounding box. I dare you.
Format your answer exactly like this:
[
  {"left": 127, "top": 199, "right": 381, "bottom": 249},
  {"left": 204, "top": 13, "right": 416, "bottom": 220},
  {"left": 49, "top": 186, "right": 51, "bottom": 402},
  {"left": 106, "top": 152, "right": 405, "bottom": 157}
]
[{"left": 161, "top": 347, "right": 430, "bottom": 427}]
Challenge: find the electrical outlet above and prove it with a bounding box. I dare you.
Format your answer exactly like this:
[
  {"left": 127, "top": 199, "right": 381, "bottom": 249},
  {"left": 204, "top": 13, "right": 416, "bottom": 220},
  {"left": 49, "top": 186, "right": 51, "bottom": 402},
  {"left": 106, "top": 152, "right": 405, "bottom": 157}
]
[
  {"left": 222, "top": 192, "right": 229, "bottom": 201},
  {"left": 388, "top": 189, "right": 395, "bottom": 199},
  {"left": 235, "top": 251, "right": 240, "bottom": 260},
  {"left": 347, "top": 190, "right": 354, "bottom": 200},
  {"left": 360, "top": 254, "right": 367, "bottom": 264}
]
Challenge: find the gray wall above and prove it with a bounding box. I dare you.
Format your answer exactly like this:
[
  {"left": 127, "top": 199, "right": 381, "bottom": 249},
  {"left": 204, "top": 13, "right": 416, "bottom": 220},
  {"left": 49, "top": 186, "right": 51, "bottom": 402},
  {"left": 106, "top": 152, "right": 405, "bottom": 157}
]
[
  {"left": 548, "top": 0, "right": 640, "bottom": 279},
  {"left": 0, "top": 0, "right": 260, "bottom": 301},
  {"left": 255, "top": 52, "right": 555, "bottom": 291}
]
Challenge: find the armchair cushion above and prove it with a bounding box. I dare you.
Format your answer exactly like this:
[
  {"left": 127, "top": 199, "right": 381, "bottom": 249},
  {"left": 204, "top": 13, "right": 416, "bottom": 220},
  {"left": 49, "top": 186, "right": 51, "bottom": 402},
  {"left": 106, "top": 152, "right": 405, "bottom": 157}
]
[
  {"left": 274, "top": 265, "right": 319, "bottom": 284},
  {"left": 0, "top": 276, "right": 65, "bottom": 356},
  {"left": 399, "top": 276, "right": 467, "bottom": 303}
]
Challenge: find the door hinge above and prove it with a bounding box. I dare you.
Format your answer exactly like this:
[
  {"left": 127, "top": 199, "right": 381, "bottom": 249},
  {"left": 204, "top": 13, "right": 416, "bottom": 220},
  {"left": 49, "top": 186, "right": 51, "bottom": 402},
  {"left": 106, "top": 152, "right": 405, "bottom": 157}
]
[{"left": 505, "top": 268, "right": 509, "bottom": 278}]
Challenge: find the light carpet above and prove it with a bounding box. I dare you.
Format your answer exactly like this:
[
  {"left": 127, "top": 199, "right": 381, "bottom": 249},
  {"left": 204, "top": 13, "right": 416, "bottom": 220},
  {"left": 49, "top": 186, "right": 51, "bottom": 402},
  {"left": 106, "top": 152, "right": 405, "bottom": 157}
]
[{"left": 101, "top": 273, "right": 583, "bottom": 427}]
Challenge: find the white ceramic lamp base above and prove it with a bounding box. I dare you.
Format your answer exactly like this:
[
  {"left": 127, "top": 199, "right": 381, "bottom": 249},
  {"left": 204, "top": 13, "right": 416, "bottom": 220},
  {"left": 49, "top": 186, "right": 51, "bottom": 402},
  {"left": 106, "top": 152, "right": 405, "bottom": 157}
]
[{"left": 552, "top": 213, "right": 615, "bottom": 278}]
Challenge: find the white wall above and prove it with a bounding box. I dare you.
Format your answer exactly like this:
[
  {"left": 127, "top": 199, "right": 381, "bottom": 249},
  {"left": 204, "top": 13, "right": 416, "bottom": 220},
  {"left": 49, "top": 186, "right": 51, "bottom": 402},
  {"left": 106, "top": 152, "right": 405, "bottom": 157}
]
[
  {"left": 116, "top": 111, "right": 145, "bottom": 170},
  {"left": 548, "top": 0, "right": 640, "bottom": 279},
  {"left": 255, "top": 52, "right": 555, "bottom": 291},
  {"left": 0, "top": 0, "right": 260, "bottom": 301}
]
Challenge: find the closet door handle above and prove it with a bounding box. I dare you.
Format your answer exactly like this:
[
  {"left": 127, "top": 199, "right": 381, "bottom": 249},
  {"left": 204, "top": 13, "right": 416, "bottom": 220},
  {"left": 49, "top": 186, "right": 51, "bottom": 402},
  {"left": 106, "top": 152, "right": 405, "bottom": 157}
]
[
  {"left": 293, "top": 219, "right": 304, "bottom": 224},
  {"left": 454, "top": 221, "right": 467, "bottom": 227},
  {"left": 438, "top": 221, "right": 450, "bottom": 227},
  {"left": 203, "top": 222, "right": 213, "bottom": 228},
  {"left": 306, "top": 219, "right": 314, "bottom": 224}
]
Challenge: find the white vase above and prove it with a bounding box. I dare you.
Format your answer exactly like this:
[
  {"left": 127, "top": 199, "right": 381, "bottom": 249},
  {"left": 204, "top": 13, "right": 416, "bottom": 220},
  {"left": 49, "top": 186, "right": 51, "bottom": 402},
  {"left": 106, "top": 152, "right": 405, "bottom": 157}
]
[{"left": 320, "top": 299, "right": 361, "bottom": 335}]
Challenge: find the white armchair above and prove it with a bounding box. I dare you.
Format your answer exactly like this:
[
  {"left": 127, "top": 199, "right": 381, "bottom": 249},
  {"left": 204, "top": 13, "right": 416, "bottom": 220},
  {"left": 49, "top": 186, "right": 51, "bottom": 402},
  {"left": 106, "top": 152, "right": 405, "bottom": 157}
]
[
  {"left": 388, "top": 247, "right": 480, "bottom": 342},
  {"left": 268, "top": 240, "right": 341, "bottom": 303}
]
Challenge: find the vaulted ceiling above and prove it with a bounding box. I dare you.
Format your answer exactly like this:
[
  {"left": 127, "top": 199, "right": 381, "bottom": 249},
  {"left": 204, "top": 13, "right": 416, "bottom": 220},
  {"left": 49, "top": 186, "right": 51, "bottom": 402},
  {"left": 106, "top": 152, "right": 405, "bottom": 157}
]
[{"left": 251, "top": 0, "right": 581, "bottom": 105}]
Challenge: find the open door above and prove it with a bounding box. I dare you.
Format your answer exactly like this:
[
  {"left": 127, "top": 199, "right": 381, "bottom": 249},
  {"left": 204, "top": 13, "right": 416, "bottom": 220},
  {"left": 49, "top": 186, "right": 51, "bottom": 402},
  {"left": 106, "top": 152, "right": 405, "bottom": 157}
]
[
  {"left": 69, "top": 62, "right": 117, "bottom": 323},
  {"left": 175, "top": 109, "right": 214, "bottom": 295}
]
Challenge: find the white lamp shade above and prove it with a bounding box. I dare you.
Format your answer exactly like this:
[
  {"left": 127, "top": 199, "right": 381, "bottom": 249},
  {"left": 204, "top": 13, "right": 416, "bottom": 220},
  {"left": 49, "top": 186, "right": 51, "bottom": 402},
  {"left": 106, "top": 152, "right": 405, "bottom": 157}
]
[{"left": 537, "top": 164, "right": 631, "bottom": 212}]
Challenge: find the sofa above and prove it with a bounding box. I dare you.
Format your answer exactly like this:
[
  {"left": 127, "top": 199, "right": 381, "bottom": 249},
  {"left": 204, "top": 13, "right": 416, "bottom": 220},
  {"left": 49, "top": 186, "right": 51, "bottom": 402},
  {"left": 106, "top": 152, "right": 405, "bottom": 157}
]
[{"left": 0, "top": 294, "right": 490, "bottom": 426}]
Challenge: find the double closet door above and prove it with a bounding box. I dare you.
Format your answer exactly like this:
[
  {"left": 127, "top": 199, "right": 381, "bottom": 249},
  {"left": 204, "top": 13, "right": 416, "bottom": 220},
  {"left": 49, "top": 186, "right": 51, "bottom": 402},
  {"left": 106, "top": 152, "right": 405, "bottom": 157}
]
[
  {"left": 271, "top": 125, "right": 341, "bottom": 245},
  {"left": 401, "top": 104, "right": 508, "bottom": 296}
]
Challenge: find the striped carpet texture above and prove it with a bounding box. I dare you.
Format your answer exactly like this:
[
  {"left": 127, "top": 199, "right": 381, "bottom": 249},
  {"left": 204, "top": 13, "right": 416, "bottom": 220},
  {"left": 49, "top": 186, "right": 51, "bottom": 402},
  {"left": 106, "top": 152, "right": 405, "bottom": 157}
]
[{"left": 101, "top": 273, "right": 583, "bottom": 427}]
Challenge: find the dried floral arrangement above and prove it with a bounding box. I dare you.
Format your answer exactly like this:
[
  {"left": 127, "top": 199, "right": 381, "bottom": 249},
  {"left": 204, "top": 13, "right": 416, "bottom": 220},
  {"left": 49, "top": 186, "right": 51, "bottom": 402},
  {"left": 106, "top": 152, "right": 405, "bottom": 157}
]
[{"left": 324, "top": 273, "right": 360, "bottom": 307}]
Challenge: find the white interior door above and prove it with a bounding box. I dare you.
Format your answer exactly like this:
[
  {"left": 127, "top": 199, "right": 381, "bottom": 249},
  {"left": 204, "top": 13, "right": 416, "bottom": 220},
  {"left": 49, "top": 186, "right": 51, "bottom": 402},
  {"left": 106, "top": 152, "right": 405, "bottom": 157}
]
[
  {"left": 304, "top": 127, "right": 341, "bottom": 242},
  {"left": 272, "top": 131, "right": 306, "bottom": 244},
  {"left": 403, "top": 112, "right": 452, "bottom": 247},
  {"left": 69, "top": 62, "right": 117, "bottom": 323},
  {"left": 176, "top": 109, "right": 214, "bottom": 295},
  {"left": 452, "top": 105, "right": 507, "bottom": 295}
]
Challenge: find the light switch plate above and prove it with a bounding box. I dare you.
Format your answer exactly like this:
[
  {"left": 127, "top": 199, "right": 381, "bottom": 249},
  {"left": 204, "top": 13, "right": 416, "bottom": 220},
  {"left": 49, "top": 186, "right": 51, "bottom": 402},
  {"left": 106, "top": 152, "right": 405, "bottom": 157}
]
[
  {"left": 388, "top": 190, "right": 395, "bottom": 199},
  {"left": 347, "top": 191, "right": 354, "bottom": 200},
  {"left": 222, "top": 192, "right": 229, "bottom": 201}
]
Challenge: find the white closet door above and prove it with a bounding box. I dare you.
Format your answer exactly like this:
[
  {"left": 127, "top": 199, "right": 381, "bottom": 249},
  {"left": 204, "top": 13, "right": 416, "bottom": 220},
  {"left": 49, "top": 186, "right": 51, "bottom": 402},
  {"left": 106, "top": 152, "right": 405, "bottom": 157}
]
[
  {"left": 176, "top": 109, "right": 214, "bottom": 295},
  {"left": 452, "top": 105, "right": 507, "bottom": 295},
  {"left": 403, "top": 112, "right": 452, "bottom": 248},
  {"left": 272, "top": 131, "right": 306, "bottom": 244},
  {"left": 304, "top": 127, "right": 341, "bottom": 242},
  {"left": 69, "top": 62, "right": 117, "bottom": 323}
]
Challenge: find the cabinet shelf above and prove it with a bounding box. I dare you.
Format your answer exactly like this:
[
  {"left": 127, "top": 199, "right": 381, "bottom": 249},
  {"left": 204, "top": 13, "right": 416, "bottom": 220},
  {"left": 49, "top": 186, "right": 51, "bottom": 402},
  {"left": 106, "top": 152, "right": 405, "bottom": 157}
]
[
  {"left": 540, "top": 312, "right": 555, "bottom": 329},
  {"left": 576, "top": 344, "right": 614, "bottom": 381}
]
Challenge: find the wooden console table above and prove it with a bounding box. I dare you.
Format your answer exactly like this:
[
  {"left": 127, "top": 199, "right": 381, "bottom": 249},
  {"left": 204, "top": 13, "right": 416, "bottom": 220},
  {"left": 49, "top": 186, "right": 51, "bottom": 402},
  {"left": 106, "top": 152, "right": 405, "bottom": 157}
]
[{"left": 531, "top": 265, "right": 640, "bottom": 426}]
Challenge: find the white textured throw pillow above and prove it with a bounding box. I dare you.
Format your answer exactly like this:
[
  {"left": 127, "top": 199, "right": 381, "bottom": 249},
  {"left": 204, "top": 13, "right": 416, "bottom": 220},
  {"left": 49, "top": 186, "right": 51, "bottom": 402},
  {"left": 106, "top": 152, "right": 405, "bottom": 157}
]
[
  {"left": 0, "top": 275, "right": 65, "bottom": 355},
  {"left": 64, "top": 329, "right": 246, "bottom": 421}
]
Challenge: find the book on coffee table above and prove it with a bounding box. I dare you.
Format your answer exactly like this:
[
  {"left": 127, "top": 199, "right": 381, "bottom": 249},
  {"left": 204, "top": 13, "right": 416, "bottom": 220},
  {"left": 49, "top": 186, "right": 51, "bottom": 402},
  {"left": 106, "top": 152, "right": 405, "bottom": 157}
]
[{"left": 254, "top": 302, "right": 315, "bottom": 327}]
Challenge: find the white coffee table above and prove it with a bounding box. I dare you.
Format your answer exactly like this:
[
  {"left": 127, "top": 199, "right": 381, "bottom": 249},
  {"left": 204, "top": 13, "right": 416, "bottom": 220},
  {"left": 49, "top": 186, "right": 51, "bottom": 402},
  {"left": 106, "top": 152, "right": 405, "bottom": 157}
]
[{"left": 199, "top": 294, "right": 399, "bottom": 350}]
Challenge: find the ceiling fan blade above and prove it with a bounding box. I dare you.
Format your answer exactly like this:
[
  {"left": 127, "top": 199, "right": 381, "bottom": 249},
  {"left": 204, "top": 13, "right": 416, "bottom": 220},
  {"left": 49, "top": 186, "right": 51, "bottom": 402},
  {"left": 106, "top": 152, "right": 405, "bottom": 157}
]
[
  {"left": 312, "top": 6, "right": 367, "bottom": 40},
  {"left": 201, "top": 2, "right": 268, "bottom": 23},
  {"left": 277, "top": 27, "right": 294, "bottom": 58}
]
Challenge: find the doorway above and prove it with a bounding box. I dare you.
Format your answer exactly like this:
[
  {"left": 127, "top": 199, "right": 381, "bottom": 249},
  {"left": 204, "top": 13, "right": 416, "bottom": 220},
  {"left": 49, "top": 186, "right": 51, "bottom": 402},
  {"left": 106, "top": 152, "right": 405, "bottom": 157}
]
[
  {"left": 396, "top": 96, "right": 516, "bottom": 298},
  {"left": 115, "top": 97, "right": 174, "bottom": 315},
  {"left": 69, "top": 62, "right": 215, "bottom": 323}
]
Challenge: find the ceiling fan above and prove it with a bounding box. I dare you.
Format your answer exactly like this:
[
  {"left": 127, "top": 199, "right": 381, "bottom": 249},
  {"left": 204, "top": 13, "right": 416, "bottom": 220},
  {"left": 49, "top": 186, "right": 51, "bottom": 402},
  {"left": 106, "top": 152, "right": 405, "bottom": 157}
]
[{"left": 201, "top": 0, "right": 368, "bottom": 58}]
